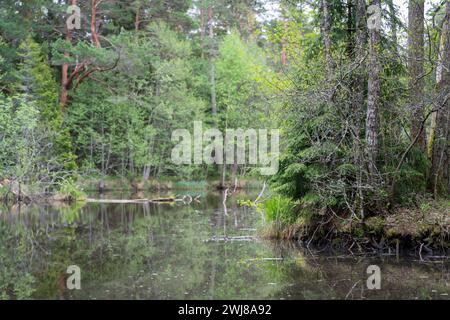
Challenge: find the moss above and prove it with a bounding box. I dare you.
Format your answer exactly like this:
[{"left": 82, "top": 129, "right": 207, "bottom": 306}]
[
  {"left": 335, "top": 219, "right": 352, "bottom": 233},
  {"left": 352, "top": 226, "right": 364, "bottom": 238},
  {"left": 365, "top": 216, "right": 386, "bottom": 234}
]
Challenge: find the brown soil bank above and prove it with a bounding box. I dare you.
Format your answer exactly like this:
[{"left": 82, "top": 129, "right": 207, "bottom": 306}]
[{"left": 261, "top": 199, "right": 449, "bottom": 255}]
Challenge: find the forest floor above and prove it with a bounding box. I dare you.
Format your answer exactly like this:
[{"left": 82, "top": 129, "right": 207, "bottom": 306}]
[{"left": 364, "top": 200, "right": 449, "bottom": 241}]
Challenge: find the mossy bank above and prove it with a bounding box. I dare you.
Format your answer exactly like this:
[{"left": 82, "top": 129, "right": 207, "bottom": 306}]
[{"left": 259, "top": 196, "right": 449, "bottom": 255}]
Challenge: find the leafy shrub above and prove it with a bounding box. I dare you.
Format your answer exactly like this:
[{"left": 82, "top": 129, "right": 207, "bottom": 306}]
[{"left": 57, "top": 179, "right": 86, "bottom": 202}]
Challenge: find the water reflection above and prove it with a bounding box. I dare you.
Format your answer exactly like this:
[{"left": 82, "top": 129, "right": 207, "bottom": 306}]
[{"left": 0, "top": 191, "right": 448, "bottom": 300}]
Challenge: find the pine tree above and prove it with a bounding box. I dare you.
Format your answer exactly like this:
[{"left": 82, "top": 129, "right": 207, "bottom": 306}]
[{"left": 15, "top": 37, "right": 76, "bottom": 172}]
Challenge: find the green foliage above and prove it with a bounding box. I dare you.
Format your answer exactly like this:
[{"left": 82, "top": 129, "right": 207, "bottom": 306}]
[
  {"left": 215, "top": 31, "right": 272, "bottom": 129},
  {"left": 263, "top": 195, "right": 297, "bottom": 225},
  {"left": 56, "top": 179, "right": 86, "bottom": 202},
  {"left": 0, "top": 95, "right": 40, "bottom": 183},
  {"left": 0, "top": 1, "right": 276, "bottom": 196},
  {"left": 15, "top": 37, "right": 76, "bottom": 172},
  {"left": 0, "top": 0, "right": 445, "bottom": 213},
  {"left": 390, "top": 147, "right": 431, "bottom": 205},
  {"left": 265, "top": 1, "right": 441, "bottom": 221},
  {"left": 0, "top": 37, "right": 76, "bottom": 195},
  {"left": 64, "top": 24, "right": 207, "bottom": 180}
]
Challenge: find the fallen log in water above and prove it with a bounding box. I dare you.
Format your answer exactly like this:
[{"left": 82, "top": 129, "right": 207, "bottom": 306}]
[
  {"left": 152, "top": 197, "right": 177, "bottom": 202},
  {"left": 85, "top": 196, "right": 190, "bottom": 204},
  {"left": 203, "top": 235, "right": 255, "bottom": 243},
  {"left": 246, "top": 258, "right": 283, "bottom": 262},
  {"left": 86, "top": 198, "right": 150, "bottom": 204}
]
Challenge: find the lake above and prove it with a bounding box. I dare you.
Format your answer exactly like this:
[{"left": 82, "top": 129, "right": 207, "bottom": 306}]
[{"left": 0, "top": 190, "right": 448, "bottom": 300}]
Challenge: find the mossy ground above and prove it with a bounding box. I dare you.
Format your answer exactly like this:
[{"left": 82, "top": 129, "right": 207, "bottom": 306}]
[{"left": 261, "top": 198, "right": 450, "bottom": 253}]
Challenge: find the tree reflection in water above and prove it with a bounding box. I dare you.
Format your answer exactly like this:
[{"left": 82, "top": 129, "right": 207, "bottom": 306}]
[{"left": 0, "top": 191, "right": 448, "bottom": 300}]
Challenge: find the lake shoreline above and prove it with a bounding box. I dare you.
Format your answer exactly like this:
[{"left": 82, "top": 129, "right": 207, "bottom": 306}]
[
  {"left": 260, "top": 198, "right": 450, "bottom": 255},
  {"left": 2, "top": 178, "right": 448, "bottom": 257},
  {"left": 0, "top": 177, "right": 264, "bottom": 204}
]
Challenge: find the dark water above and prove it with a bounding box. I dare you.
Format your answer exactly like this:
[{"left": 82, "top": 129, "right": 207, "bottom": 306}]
[{"left": 0, "top": 191, "right": 448, "bottom": 300}]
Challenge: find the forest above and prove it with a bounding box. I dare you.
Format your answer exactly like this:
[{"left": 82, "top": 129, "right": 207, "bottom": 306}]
[{"left": 0, "top": 0, "right": 449, "bottom": 251}]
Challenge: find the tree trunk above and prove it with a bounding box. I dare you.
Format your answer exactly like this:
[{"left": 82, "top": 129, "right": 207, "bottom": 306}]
[
  {"left": 220, "top": 162, "right": 227, "bottom": 190},
  {"left": 408, "top": 0, "right": 426, "bottom": 152},
  {"left": 281, "top": 18, "right": 288, "bottom": 66},
  {"left": 365, "top": 0, "right": 381, "bottom": 176},
  {"left": 135, "top": 2, "right": 141, "bottom": 32},
  {"left": 354, "top": 0, "right": 367, "bottom": 218},
  {"left": 207, "top": 6, "right": 224, "bottom": 188},
  {"left": 208, "top": 7, "right": 217, "bottom": 116},
  {"left": 200, "top": 1, "right": 206, "bottom": 58},
  {"left": 355, "top": 0, "right": 367, "bottom": 126},
  {"left": 430, "top": 2, "right": 450, "bottom": 196},
  {"left": 428, "top": 9, "right": 449, "bottom": 158},
  {"left": 91, "top": 0, "right": 101, "bottom": 47},
  {"left": 346, "top": 0, "right": 354, "bottom": 59},
  {"left": 60, "top": 0, "right": 77, "bottom": 109},
  {"left": 320, "top": 0, "right": 334, "bottom": 81},
  {"left": 387, "top": 0, "right": 399, "bottom": 54}
]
